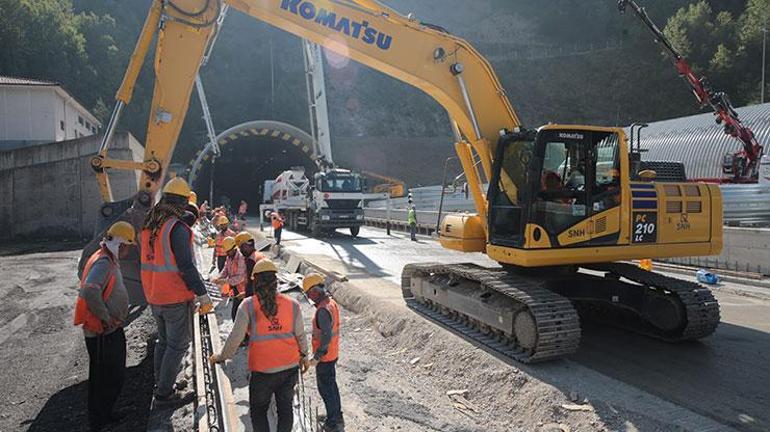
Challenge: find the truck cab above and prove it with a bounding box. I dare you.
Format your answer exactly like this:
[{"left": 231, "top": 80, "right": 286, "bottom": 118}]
[{"left": 312, "top": 168, "right": 366, "bottom": 236}]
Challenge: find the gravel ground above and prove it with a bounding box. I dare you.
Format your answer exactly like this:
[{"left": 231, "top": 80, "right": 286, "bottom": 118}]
[{"left": 0, "top": 249, "right": 156, "bottom": 432}]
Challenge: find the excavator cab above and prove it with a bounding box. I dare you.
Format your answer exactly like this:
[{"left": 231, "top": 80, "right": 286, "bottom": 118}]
[{"left": 488, "top": 126, "right": 624, "bottom": 252}]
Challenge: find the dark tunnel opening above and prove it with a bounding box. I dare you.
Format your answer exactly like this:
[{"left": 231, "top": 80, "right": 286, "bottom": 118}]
[{"left": 193, "top": 135, "right": 317, "bottom": 212}]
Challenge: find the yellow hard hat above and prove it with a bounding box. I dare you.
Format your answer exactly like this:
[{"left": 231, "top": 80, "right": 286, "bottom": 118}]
[
  {"left": 302, "top": 273, "right": 325, "bottom": 293},
  {"left": 162, "top": 177, "right": 191, "bottom": 197},
  {"left": 216, "top": 215, "right": 230, "bottom": 226},
  {"left": 222, "top": 236, "right": 237, "bottom": 252},
  {"left": 235, "top": 231, "right": 254, "bottom": 247},
  {"left": 106, "top": 221, "right": 136, "bottom": 245},
  {"left": 252, "top": 259, "right": 278, "bottom": 277},
  {"left": 188, "top": 191, "right": 197, "bottom": 206}
]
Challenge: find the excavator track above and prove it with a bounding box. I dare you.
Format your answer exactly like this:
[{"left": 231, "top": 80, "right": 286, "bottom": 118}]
[
  {"left": 402, "top": 263, "right": 581, "bottom": 363},
  {"left": 584, "top": 262, "right": 720, "bottom": 341}
]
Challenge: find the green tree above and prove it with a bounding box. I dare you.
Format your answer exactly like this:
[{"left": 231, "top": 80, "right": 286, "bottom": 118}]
[{"left": 0, "top": 0, "right": 88, "bottom": 87}]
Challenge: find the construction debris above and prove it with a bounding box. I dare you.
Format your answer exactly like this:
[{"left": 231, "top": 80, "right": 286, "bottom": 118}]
[{"left": 560, "top": 403, "right": 595, "bottom": 412}]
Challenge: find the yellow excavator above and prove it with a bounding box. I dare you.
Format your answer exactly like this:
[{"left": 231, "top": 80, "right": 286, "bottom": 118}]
[
  {"left": 361, "top": 170, "right": 405, "bottom": 198},
  {"left": 84, "top": 0, "right": 721, "bottom": 362}
]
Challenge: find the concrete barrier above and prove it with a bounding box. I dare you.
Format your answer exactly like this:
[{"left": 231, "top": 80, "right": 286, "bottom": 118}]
[
  {"left": 663, "top": 226, "right": 770, "bottom": 276},
  {"left": 0, "top": 132, "right": 143, "bottom": 240}
]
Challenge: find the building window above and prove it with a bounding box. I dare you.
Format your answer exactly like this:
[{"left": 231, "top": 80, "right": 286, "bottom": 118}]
[
  {"left": 85, "top": 121, "right": 91, "bottom": 130},
  {"left": 60, "top": 121, "right": 65, "bottom": 131},
  {"left": 78, "top": 116, "right": 84, "bottom": 126}
]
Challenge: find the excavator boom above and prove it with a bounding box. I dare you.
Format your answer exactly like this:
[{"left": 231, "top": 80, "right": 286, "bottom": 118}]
[{"left": 97, "top": 0, "right": 520, "bottom": 225}]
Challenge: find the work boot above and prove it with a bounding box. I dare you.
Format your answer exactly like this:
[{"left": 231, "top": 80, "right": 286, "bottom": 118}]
[{"left": 153, "top": 389, "right": 195, "bottom": 407}]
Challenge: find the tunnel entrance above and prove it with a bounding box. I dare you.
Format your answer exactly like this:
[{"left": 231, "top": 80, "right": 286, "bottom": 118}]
[{"left": 187, "top": 121, "right": 318, "bottom": 212}]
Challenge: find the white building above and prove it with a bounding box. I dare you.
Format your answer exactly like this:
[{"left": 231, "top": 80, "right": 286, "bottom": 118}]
[{"left": 0, "top": 75, "right": 101, "bottom": 151}]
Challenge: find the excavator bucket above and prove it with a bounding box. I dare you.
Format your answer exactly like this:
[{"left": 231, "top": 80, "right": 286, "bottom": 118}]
[{"left": 78, "top": 192, "right": 154, "bottom": 306}]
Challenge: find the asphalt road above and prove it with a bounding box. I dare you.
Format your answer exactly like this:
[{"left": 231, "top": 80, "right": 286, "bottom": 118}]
[{"left": 272, "top": 224, "right": 770, "bottom": 432}]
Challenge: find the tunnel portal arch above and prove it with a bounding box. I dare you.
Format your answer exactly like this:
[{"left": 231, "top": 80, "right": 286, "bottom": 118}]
[{"left": 187, "top": 120, "right": 318, "bottom": 187}]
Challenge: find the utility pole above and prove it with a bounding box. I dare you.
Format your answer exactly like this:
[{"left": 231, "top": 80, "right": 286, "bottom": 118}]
[{"left": 762, "top": 16, "right": 767, "bottom": 104}]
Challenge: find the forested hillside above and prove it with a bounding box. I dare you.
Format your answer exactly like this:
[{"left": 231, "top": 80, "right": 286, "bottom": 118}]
[{"left": 1, "top": 0, "right": 767, "bottom": 184}]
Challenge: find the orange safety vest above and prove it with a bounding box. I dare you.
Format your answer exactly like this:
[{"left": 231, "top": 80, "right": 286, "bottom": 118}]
[
  {"left": 140, "top": 218, "right": 195, "bottom": 305},
  {"left": 246, "top": 294, "right": 301, "bottom": 373},
  {"left": 214, "top": 229, "right": 235, "bottom": 257},
  {"left": 271, "top": 215, "right": 284, "bottom": 230},
  {"left": 74, "top": 247, "right": 116, "bottom": 334},
  {"left": 221, "top": 252, "right": 246, "bottom": 297},
  {"left": 312, "top": 299, "right": 340, "bottom": 362}
]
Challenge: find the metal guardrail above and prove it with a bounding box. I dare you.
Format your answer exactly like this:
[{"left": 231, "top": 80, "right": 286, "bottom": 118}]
[
  {"left": 367, "top": 184, "right": 770, "bottom": 227},
  {"left": 721, "top": 184, "right": 770, "bottom": 226}
]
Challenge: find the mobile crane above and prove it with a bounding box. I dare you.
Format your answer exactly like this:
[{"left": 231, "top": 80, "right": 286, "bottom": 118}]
[
  {"left": 619, "top": 0, "right": 765, "bottom": 183},
  {"left": 84, "top": 0, "right": 722, "bottom": 362}
]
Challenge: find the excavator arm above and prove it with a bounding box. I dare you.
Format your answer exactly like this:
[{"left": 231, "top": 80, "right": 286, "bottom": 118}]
[{"left": 97, "top": 0, "right": 521, "bottom": 223}]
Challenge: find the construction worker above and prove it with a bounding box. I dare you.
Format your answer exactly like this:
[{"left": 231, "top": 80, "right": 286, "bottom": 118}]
[
  {"left": 211, "top": 215, "right": 235, "bottom": 272},
  {"left": 271, "top": 211, "right": 285, "bottom": 245},
  {"left": 407, "top": 204, "right": 417, "bottom": 241},
  {"left": 140, "top": 177, "right": 213, "bottom": 405},
  {"left": 75, "top": 221, "right": 136, "bottom": 431},
  {"left": 238, "top": 199, "right": 248, "bottom": 220},
  {"left": 234, "top": 231, "right": 266, "bottom": 344},
  {"left": 235, "top": 231, "right": 266, "bottom": 302},
  {"left": 209, "top": 259, "right": 309, "bottom": 432},
  {"left": 212, "top": 236, "right": 246, "bottom": 318},
  {"left": 303, "top": 273, "right": 344, "bottom": 432}
]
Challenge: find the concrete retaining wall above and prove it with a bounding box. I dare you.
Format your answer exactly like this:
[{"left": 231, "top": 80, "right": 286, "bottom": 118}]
[
  {"left": 663, "top": 226, "right": 770, "bottom": 275},
  {"left": 0, "top": 132, "right": 143, "bottom": 240}
]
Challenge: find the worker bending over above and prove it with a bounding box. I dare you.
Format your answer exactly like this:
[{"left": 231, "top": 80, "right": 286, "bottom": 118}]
[
  {"left": 75, "top": 222, "right": 136, "bottom": 431},
  {"left": 303, "top": 274, "right": 345, "bottom": 432},
  {"left": 210, "top": 259, "right": 309, "bottom": 432},
  {"left": 213, "top": 236, "right": 247, "bottom": 318},
  {"left": 212, "top": 215, "right": 235, "bottom": 272},
  {"left": 141, "top": 178, "right": 213, "bottom": 405}
]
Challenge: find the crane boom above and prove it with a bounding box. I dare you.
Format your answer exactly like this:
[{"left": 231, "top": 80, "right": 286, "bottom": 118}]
[{"left": 619, "top": 0, "right": 764, "bottom": 182}]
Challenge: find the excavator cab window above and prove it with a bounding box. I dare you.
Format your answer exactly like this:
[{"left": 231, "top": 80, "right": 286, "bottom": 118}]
[
  {"left": 521, "top": 129, "right": 621, "bottom": 247},
  {"left": 532, "top": 136, "right": 590, "bottom": 238},
  {"left": 488, "top": 132, "right": 535, "bottom": 247}
]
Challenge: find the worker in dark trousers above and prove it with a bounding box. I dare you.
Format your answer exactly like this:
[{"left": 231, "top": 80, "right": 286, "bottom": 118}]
[
  {"left": 210, "top": 259, "right": 309, "bottom": 432},
  {"left": 141, "top": 178, "right": 213, "bottom": 405},
  {"left": 271, "top": 211, "right": 284, "bottom": 245},
  {"left": 74, "top": 222, "right": 136, "bottom": 431},
  {"left": 407, "top": 204, "right": 417, "bottom": 241},
  {"left": 303, "top": 273, "right": 344, "bottom": 432}
]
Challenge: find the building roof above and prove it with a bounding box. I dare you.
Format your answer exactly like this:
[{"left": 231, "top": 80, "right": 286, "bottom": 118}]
[
  {"left": 0, "top": 75, "right": 59, "bottom": 87},
  {"left": 634, "top": 102, "right": 770, "bottom": 181},
  {"left": 0, "top": 75, "right": 101, "bottom": 127}
]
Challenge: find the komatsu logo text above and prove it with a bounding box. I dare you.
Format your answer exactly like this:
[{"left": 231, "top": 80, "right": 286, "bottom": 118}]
[{"left": 280, "top": 0, "right": 393, "bottom": 50}]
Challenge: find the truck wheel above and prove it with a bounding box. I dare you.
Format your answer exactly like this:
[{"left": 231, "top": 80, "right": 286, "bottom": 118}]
[{"left": 350, "top": 226, "right": 360, "bottom": 237}]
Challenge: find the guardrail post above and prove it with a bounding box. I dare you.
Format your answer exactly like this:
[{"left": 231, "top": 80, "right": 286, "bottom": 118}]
[{"left": 386, "top": 195, "right": 392, "bottom": 235}]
